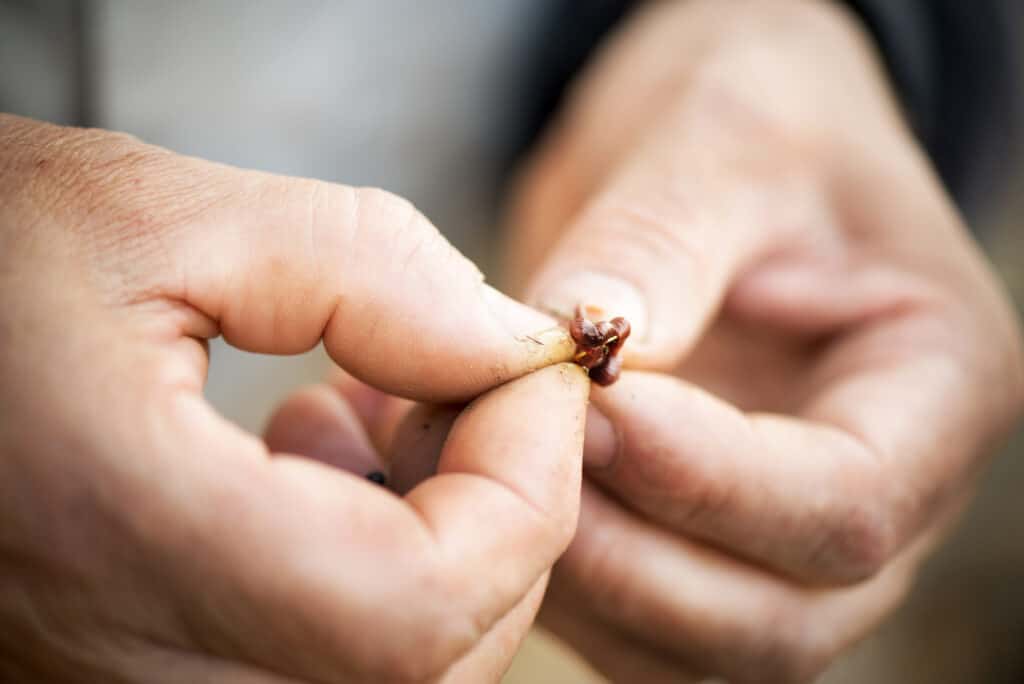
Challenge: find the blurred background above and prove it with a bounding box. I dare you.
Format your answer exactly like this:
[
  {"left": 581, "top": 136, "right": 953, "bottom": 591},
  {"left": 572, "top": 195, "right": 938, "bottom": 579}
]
[{"left": 2, "top": 1, "right": 1022, "bottom": 682}]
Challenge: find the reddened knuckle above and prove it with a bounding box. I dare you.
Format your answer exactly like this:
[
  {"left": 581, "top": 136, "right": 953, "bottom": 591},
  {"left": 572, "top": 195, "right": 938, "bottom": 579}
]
[
  {"left": 627, "top": 439, "right": 728, "bottom": 529},
  {"left": 816, "top": 496, "right": 894, "bottom": 582}
]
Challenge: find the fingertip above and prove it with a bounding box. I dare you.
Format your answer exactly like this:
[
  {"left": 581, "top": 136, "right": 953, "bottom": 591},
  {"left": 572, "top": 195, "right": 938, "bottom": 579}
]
[{"left": 438, "top": 361, "right": 590, "bottom": 504}]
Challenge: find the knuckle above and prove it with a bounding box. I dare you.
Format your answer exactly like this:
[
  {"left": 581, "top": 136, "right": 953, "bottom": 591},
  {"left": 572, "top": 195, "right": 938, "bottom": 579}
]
[
  {"left": 352, "top": 186, "right": 425, "bottom": 236},
  {"left": 348, "top": 185, "right": 468, "bottom": 273},
  {"left": 577, "top": 193, "right": 711, "bottom": 301},
  {"left": 625, "top": 434, "right": 732, "bottom": 531},
  {"left": 588, "top": 193, "right": 704, "bottom": 264},
  {"left": 546, "top": 506, "right": 580, "bottom": 554},
  {"left": 813, "top": 494, "right": 895, "bottom": 582}
]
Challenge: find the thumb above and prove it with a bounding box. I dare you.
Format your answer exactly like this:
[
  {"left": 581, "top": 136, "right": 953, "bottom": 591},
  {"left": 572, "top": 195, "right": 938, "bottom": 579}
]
[
  {"left": 151, "top": 157, "right": 573, "bottom": 401},
  {"left": 522, "top": 107, "right": 820, "bottom": 370}
]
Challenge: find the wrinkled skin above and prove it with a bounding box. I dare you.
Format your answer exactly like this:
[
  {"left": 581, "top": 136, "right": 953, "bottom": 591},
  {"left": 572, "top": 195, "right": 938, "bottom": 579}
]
[
  {"left": 5, "top": 0, "right": 1024, "bottom": 682},
  {"left": 0, "top": 113, "right": 589, "bottom": 683},
  {"left": 282, "top": 2, "right": 1024, "bottom": 682},
  {"left": 502, "top": 1, "right": 1024, "bottom": 681}
]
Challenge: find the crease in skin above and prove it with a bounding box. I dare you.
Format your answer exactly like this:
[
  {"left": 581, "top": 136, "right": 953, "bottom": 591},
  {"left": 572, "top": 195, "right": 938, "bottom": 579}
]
[{"left": 515, "top": 326, "right": 577, "bottom": 371}]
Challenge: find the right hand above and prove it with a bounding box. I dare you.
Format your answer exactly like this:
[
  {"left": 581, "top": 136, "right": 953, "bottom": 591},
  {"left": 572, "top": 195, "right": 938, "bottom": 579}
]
[
  {"left": 0, "top": 114, "right": 585, "bottom": 683},
  {"left": 499, "top": 2, "right": 1024, "bottom": 681}
]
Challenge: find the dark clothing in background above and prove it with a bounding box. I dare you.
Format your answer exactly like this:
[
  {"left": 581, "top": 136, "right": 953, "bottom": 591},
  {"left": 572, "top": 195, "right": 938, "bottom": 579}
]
[
  {"left": 515, "top": 0, "right": 1022, "bottom": 225},
  {"left": 840, "top": 0, "right": 1019, "bottom": 222},
  {"left": 2, "top": 1, "right": 1020, "bottom": 224}
]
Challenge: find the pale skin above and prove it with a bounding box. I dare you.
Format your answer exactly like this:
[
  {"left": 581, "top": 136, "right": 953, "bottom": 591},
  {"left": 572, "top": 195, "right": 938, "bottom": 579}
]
[
  {"left": 282, "top": 1, "right": 1024, "bottom": 683},
  {"left": 2, "top": 2, "right": 1023, "bottom": 684},
  {"left": 509, "top": 1, "right": 1024, "bottom": 681},
  {"left": 0, "top": 115, "right": 587, "bottom": 682}
]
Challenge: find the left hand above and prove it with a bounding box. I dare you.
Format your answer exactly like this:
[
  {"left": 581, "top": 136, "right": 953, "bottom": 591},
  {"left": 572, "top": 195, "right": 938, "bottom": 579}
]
[{"left": 499, "top": 1, "right": 1024, "bottom": 681}]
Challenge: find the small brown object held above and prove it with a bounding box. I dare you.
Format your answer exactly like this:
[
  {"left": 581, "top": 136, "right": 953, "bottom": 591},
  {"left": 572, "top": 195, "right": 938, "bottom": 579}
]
[{"left": 568, "top": 304, "right": 631, "bottom": 386}]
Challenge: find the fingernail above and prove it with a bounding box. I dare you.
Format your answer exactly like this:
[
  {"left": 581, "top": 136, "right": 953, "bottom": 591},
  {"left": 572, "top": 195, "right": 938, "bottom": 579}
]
[
  {"left": 481, "top": 284, "right": 576, "bottom": 366},
  {"left": 535, "top": 272, "right": 649, "bottom": 341},
  {"left": 583, "top": 404, "right": 618, "bottom": 469}
]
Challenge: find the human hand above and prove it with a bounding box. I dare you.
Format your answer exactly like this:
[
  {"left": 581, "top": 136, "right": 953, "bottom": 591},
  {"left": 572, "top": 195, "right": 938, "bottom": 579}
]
[
  {"left": 0, "top": 114, "right": 586, "bottom": 683},
  {"left": 502, "top": 1, "right": 1024, "bottom": 681}
]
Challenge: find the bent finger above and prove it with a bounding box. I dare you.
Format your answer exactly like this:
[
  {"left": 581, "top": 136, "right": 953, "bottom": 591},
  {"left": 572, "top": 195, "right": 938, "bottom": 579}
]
[
  {"left": 553, "top": 483, "right": 934, "bottom": 684},
  {"left": 263, "top": 384, "right": 383, "bottom": 477}
]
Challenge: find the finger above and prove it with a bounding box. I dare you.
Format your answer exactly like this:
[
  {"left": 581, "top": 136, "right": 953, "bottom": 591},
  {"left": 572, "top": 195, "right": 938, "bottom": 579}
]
[
  {"left": 263, "top": 384, "right": 383, "bottom": 477},
  {"left": 382, "top": 387, "right": 610, "bottom": 498},
  {"left": 539, "top": 599, "right": 705, "bottom": 684},
  {"left": 141, "top": 362, "right": 587, "bottom": 682},
  {"left": 501, "top": 0, "right": 761, "bottom": 297},
  {"left": 585, "top": 366, "right": 939, "bottom": 583},
  {"left": 128, "top": 154, "right": 576, "bottom": 402},
  {"left": 522, "top": 94, "right": 825, "bottom": 370},
  {"left": 403, "top": 362, "right": 589, "bottom": 628},
  {"left": 440, "top": 575, "right": 549, "bottom": 684},
  {"left": 551, "top": 483, "right": 932, "bottom": 684},
  {"left": 389, "top": 402, "right": 461, "bottom": 495},
  {"left": 329, "top": 368, "right": 415, "bottom": 457},
  {"left": 584, "top": 371, "right": 883, "bottom": 583},
  {"left": 586, "top": 289, "right": 1012, "bottom": 584}
]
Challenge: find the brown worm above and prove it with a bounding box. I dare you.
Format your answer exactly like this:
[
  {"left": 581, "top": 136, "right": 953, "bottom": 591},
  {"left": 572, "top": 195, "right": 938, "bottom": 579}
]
[{"left": 568, "top": 305, "right": 631, "bottom": 386}]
